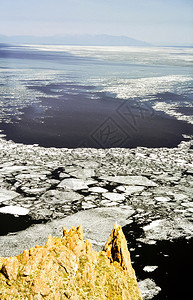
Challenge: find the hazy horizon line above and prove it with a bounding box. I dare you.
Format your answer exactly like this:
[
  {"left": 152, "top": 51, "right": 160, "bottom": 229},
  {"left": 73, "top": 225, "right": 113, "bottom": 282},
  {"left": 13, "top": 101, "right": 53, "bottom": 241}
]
[{"left": 0, "top": 33, "right": 192, "bottom": 47}]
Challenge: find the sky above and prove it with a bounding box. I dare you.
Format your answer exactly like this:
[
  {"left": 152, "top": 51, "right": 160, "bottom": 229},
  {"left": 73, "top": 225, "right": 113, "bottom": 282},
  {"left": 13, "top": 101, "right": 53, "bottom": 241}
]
[{"left": 0, "top": 0, "right": 193, "bottom": 45}]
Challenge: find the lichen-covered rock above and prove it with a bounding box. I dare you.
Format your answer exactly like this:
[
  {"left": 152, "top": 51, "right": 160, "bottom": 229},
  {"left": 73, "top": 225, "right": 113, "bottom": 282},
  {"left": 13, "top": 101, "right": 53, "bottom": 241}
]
[{"left": 0, "top": 224, "right": 142, "bottom": 299}]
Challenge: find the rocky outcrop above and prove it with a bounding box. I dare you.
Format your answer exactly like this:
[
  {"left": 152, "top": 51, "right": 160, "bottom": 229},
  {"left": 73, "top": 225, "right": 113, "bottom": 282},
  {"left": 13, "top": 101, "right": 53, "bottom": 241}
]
[{"left": 0, "top": 224, "right": 142, "bottom": 299}]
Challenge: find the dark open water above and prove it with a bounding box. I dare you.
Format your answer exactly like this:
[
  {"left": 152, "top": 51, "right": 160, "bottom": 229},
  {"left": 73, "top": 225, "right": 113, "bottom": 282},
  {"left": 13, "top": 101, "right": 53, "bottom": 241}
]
[
  {"left": 123, "top": 222, "right": 193, "bottom": 299},
  {"left": 0, "top": 43, "right": 193, "bottom": 148}
]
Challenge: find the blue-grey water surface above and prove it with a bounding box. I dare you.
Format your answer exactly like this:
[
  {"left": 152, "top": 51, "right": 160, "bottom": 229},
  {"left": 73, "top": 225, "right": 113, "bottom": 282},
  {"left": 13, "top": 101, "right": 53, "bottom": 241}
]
[{"left": 0, "top": 44, "right": 193, "bottom": 147}]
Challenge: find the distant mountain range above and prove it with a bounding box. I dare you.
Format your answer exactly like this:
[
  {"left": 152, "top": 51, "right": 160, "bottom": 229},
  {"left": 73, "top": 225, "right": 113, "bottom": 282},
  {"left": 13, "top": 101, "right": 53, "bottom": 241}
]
[{"left": 0, "top": 34, "right": 150, "bottom": 46}]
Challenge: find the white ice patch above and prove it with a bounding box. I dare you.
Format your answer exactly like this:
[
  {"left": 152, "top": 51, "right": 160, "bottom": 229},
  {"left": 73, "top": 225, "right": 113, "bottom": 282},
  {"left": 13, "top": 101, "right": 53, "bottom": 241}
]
[
  {"left": 103, "top": 192, "right": 125, "bottom": 202},
  {"left": 143, "top": 266, "right": 158, "bottom": 273},
  {"left": 99, "top": 75, "right": 193, "bottom": 100},
  {"left": 0, "top": 68, "right": 64, "bottom": 123},
  {"left": 138, "top": 278, "right": 161, "bottom": 299},
  {"left": 142, "top": 218, "right": 193, "bottom": 242},
  {"left": 153, "top": 101, "right": 193, "bottom": 125},
  {"left": 143, "top": 220, "right": 162, "bottom": 231},
  {"left": 0, "top": 205, "right": 29, "bottom": 215},
  {"left": 0, "top": 189, "right": 20, "bottom": 202},
  {"left": 155, "top": 196, "right": 170, "bottom": 202},
  {"left": 88, "top": 187, "right": 108, "bottom": 193}
]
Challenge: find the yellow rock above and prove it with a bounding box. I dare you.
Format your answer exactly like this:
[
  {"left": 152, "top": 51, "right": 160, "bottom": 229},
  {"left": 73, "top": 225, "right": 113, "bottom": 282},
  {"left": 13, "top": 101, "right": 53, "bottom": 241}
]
[
  {"left": 0, "top": 224, "right": 142, "bottom": 299},
  {"left": 1, "top": 257, "right": 19, "bottom": 280}
]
